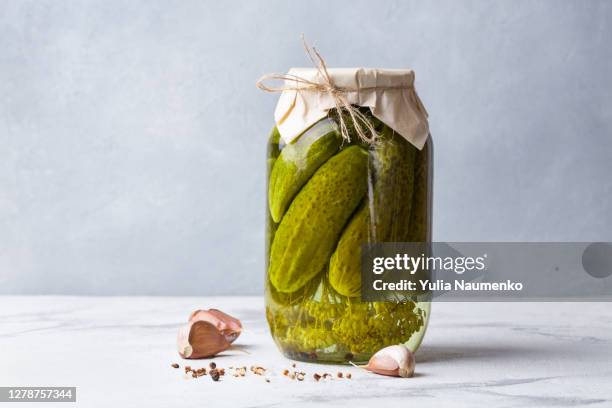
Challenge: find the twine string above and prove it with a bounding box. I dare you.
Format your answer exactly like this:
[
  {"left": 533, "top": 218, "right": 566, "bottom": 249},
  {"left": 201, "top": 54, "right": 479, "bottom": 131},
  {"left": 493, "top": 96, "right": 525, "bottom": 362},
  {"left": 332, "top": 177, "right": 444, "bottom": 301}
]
[{"left": 256, "top": 38, "right": 412, "bottom": 144}]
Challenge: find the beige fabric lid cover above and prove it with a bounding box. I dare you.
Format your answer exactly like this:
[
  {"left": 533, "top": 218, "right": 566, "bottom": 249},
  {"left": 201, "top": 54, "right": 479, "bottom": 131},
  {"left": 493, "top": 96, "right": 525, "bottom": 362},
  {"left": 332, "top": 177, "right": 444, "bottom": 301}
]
[{"left": 273, "top": 68, "right": 430, "bottom": 149}]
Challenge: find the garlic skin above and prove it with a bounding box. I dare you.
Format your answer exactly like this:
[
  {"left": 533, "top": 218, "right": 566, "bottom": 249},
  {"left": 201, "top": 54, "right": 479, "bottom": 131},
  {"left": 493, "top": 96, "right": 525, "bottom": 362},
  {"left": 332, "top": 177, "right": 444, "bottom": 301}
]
[
  {"left": 177, "top": 320, "right": 231, "bottom": 359},
  {"left": 365, "top": 345, "right": 415, "bottom": 378},
  {"left": 189, "top": 309, "right": 242, "bottom": 343}
]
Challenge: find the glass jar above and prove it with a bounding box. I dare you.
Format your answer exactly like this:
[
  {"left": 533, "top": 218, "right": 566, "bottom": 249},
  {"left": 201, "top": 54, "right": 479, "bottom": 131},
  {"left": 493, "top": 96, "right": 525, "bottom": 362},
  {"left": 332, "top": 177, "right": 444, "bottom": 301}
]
[{"left": 265, "top": 110, "right": 432, "bottom": 364}]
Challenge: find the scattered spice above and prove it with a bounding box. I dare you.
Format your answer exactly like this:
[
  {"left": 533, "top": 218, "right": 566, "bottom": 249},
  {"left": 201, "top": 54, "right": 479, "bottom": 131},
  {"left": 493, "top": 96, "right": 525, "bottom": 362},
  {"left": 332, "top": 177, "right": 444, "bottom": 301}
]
[
  {"left": 250, "top": 366, "right": 265, "bottom": 376},
  {"left": 173, "top": 361, "right": 354, "bottom": 384}
]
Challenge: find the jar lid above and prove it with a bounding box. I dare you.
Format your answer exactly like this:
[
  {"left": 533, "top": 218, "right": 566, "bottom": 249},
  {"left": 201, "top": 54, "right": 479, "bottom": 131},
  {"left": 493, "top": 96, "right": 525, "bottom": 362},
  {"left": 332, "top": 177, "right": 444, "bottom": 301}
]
[{"left": 273, "top": 68, "right": 429, "bottom": 149}]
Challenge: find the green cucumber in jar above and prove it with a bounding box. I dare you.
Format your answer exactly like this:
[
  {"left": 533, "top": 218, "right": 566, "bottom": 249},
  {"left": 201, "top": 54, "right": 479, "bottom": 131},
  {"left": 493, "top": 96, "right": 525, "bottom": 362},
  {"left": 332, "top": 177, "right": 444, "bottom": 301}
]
[
  {"left": 268, "top": 119, "right": 341, "bottom": 223},
  {"left": 269, "top": 145, "right": 368, "bottom": 293}
]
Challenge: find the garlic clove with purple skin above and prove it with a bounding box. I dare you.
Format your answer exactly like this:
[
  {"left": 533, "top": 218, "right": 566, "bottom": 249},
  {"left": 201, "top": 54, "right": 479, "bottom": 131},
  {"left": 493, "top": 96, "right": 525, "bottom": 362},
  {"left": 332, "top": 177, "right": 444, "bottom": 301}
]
[
  {"left": 207, "top": 309, "right": 243, "bottom": 339},
  {"left": 364, "top": 345, "right": 415, "bottom": 378},
  {"left": 188, "top": 309, "right": 242, "bottom": 344},
  {"left": 177, "top": 320, "right": 231, "bottom": 359}
]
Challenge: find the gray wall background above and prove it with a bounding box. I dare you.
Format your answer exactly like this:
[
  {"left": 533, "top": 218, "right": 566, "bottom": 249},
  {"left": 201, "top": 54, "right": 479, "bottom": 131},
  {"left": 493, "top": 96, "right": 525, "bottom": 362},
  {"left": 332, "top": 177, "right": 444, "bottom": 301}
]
[{"left": 1, "top": 0, "right": 611, "bottom": 295}]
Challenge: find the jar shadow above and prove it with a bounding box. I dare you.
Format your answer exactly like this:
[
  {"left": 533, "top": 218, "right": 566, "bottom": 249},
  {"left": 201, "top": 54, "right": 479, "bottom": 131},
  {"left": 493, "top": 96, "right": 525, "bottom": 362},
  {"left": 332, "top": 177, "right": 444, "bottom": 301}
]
[{"left": 416, "top": 343, "right": 556, "bottom": 364}]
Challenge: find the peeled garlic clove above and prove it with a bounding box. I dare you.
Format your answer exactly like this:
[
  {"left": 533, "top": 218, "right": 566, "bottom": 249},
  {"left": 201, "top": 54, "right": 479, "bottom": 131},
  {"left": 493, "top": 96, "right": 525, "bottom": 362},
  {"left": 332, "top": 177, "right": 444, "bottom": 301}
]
[
  {"left": 189, "top": 309, "right": 242, "bottom": 343},
  {"left": 367, "top": 352, "right": 401, "bottom": 376},
  {"left": 177, "top": 320, "right": 231, "bottom": 359},
  {"left": 366, "top": 345, "right": 415, "bottom": 378}
]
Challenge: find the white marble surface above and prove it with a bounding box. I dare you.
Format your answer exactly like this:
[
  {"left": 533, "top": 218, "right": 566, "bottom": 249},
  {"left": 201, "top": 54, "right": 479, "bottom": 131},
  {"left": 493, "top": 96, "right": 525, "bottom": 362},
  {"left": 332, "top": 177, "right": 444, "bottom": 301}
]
[{"left": 1, "top": 296, "right": 611, "bottom": 407}]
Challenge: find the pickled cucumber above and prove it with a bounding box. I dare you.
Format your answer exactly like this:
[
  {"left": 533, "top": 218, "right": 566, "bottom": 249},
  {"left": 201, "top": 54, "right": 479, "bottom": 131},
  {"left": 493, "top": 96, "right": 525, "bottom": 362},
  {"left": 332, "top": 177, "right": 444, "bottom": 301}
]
[
  {"left": 267, "top": 126, "right": 282, "bottom": 169},
  {"left": 266, "top": 273, "right": 321, "bottom": 307},
  {"left": 407, "top": 139, "right": 430, "bottom": 242},
  {"left": 329, "top": 204, "right": 369, "bottom": 297},
  {"left": 328, "top": 125, "right": 418, "bottom": 297},
  {"left": 266, "top": 126, "right": 283, "bottom": 266},
  {"left": 268, "top": 119, "right": 341, "bottom": 223},
  {"left": 269, "top": 145, "right": 368, "bottom": 293},
  {"left": 406, "top": 139, "right": 432, "bottom": 288},
  {"left": 370, "top": 125, "right": 417, "bottom": 242}
]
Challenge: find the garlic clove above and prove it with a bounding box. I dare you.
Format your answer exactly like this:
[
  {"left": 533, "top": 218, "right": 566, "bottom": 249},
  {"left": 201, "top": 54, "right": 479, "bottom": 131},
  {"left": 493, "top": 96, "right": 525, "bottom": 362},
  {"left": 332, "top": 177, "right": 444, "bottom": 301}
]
[
  {"left": 177, "top": 320, "right": 231, "bottom": 359},
  {"left": 367, "top": 353, "right": 401, "bottom": 376},
  {"left": 189, "top": 309, "right": 242, "bottom": 343},
  {"left": 365, "top": 345, "right": 415, "bottom": 378},
  {"left": 208, "top": 309, "right": 242, "bottom": 332}
]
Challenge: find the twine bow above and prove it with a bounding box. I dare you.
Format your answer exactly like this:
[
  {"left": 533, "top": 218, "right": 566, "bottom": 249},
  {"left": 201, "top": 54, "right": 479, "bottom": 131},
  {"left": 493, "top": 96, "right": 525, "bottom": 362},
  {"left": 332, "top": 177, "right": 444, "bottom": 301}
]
[{"left": 256, "top": 38, "right": 412, "bottom": 144}]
